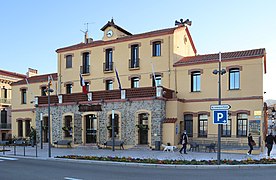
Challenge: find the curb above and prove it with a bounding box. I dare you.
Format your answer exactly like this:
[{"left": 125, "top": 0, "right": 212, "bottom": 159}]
[{"left": 3, "top": 154, "right": 276, "bottom": 169}]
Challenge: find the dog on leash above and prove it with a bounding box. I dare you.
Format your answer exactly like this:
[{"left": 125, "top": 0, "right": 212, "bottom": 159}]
[{"left": 161, "top": 144, "right": 177, "bottom": 152}]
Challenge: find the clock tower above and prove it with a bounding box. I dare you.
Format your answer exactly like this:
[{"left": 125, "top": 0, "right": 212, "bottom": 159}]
[{"left": 101, "top": 19, "right": 132, "bottom": 41}]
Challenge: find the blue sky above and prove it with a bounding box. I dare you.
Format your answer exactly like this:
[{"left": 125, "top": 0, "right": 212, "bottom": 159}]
[{"left": 1, "top": 0, "right": 275, "bottom": 99}]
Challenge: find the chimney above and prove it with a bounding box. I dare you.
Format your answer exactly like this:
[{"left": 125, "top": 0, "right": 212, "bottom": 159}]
[
  {"left": 27, "top": 68, "right": 38, "bottom": 77},
  {"left": 84, "top": 31, "right": 93, "bottom": 44}
]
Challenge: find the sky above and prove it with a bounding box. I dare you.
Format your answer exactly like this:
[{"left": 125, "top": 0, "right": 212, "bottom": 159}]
[{"left": 1, "top": 0, "right": 275, "bottom": 100}]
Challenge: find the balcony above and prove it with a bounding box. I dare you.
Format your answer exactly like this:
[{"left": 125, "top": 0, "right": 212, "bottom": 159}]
[
  {"left": 0, "top": 123, "right": 11, "bottom": 130},
  {"left": 37, "top": 86, "right": 175, "bottom": 105},
  {"left": 103, "top": 62, "right": 113, "bottom": 72},
  {"left": 0, "top": 98, "right": 11, "bottom": 104},
  {"left": 80, "top": 65, "right": 90, "bottom": 74},
  {"left": 129, "top": 58, "right": 140, "bottom": 70}
]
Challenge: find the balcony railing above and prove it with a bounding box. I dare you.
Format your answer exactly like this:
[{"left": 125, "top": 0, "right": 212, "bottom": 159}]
[
  {"left": 0, "top": 98, "right": 11, "bottom": 104},
  {"left": 103, "top": 62, "right": 113, "bottom": 72},
  {"left": 37, "top": 86, "right": 175, "bottom": 105},
  {"left": 80, "top": 65, "right": 90, "bottom": 74},
  {"left": 0, "top": 123, "right": 11, "bottom": 129},
  {"left": 129, "top": 58, "right": 140, "bottom": 69}
]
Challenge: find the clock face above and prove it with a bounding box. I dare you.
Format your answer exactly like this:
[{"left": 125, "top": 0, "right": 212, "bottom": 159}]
[{"left": 106, "top": 30, "right": 113, "bottom": 38}]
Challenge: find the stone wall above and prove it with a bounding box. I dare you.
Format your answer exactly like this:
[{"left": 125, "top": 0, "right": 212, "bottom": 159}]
[{"left": 36, "top": 99, "right": 166, "bottom": 146}]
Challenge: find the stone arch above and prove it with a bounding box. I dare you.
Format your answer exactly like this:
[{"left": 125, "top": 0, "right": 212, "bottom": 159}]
[{"left": 135, "top": 109, "right": 152, "bottom": 146}]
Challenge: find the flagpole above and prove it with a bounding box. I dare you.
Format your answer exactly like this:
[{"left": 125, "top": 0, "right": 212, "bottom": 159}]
[{"left": 151, "top": 61, "right": 157, "bottom": 87}]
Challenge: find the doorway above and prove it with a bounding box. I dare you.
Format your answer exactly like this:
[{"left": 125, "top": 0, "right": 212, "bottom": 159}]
[
  {"left": 85, "top": 114, "right": 97, "bottom": 144},
  {"left": 43, "top": 117, "right": 48, "bottom": 143},
  {"left": 138, "top": 113, "right": 149, "bottom": 145}
]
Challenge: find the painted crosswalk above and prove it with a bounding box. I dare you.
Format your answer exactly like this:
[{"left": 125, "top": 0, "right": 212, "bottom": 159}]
[{"left": 0, "top": 156, "right": 18, "bottom": 161}]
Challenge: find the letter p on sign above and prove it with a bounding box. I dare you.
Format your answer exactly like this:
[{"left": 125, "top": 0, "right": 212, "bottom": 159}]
[{"left": 213, "top": 110, "right": 228, "bottom": 124}]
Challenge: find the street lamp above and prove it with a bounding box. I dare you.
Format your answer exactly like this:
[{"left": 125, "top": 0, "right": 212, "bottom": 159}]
[
  {"left": 45, "top": 83, "right": 54, "bottom": 157},
  {"left": 212, "top": 52, "right": 226, "bottom": 165}
]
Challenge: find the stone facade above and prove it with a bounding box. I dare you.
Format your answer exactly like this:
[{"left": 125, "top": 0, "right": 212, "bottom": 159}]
[{"left": 36, "top": 99, "right": 166, "bottom": 147}]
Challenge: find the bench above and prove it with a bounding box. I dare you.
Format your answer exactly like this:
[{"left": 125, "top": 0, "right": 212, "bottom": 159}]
[
  {"left": 189, "top": 142, "right": 199, "bottom": 152},
  {"left": 54, "top": 140, "right": 72, "bottom": 148},
  {"left": 13, "top": 140, "right": 29, "bottom": 146},
  {"left": 0, "top": 141, "right": 9, "bottom": 146},
  {"left": 205, "top": 143, "right": 216, "bottom": 152},
  {"left": 104, "top": 140, "right": 124, "bottom": 150}
]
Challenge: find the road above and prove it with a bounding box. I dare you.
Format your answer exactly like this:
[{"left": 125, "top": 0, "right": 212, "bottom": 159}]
[{"left": 0, "top": 156, "right": 274, "bottom": 180}]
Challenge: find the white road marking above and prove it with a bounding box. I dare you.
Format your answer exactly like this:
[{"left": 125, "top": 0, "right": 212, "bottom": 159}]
[
  {"left": 0, "top": 157, "right": 18, "bottom": 161},
  {"left": 64, "top": 177, "right": 83, "bottom": 180}
]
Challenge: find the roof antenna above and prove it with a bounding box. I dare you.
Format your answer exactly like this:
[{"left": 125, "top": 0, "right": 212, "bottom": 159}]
[{"left": 80, "top": 22, "right": 94, "bottom": 43}]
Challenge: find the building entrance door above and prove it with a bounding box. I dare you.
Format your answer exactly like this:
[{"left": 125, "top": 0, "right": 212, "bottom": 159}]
[
  {"left": 43, "top": 117, "right": 48, "bottom": 143},
  {"left": 85, "top": 115, "right": 97, "bottom": 143},
  {"left": 138, "top": 113, "right": 149, "bottom": 145}
]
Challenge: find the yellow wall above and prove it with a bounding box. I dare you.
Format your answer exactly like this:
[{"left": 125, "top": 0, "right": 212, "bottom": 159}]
[
  {"left": 57, "top": 27, "right": 193, "bottom": 94},
  {"left": 11, "top": 80, "right": 57, "bottom": 137}
]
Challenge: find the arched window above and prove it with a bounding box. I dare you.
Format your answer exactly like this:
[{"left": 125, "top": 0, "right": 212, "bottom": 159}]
[
  {"left": 198, "top": 114, "right": 208, "bottom": 137},
  {"left": 237, "top": 113, "right": 247, "bottom": 136}
]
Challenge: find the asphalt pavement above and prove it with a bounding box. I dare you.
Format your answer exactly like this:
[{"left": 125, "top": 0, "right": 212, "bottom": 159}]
[{"left": 0, "top": 143, "right": 275, "bottom": 161}]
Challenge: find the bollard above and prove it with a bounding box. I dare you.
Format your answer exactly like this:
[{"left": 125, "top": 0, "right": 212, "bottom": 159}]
[
  {"left": 14, "top": 145, "right": 16, "bottom": 155},
  {"left": 35, "top": 143, "right": 38, "bottom": 157},
  {"left": 3, "top": 146, "right": 5, "bottom": 155},
  {"left": 23, "top": 145, "right": 25, "bottom": 156}
]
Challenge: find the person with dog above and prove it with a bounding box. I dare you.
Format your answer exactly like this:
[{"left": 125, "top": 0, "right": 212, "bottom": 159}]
[
  {"left": 265, "top": 132, "right": 275, "bottom": 158},
  {"left": 179, "top": 130, "right": 188, "bottom": 154}
]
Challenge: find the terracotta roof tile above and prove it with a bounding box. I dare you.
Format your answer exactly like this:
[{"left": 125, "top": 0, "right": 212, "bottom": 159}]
[
  {"left": 56, "top": 27, "right": 177, "bottom": 53},
  {"left": 0, "top": 69, "right": 26, "bottom": 79},
  {"left": 163, "top": 118, "right": 177, "bottom": 123},
  {"left": 12, "top": 73, "right": 57, "bottom": 86},
  {"left": 174, "top": 48, "right": 265, "bottom": 67}
]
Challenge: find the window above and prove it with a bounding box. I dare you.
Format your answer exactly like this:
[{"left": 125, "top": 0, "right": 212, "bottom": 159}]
[
  {"left": 21, "top": 89, "right": 27, "bottom": 104},
  {"left": 25, "top": 120, "right": 31, "bottom": 137},
  {"left": 130, "top": 45, "right": 139, "bottom": 68},
  {"left": 222, "top": 115, "right": 231, "bottom": 137},
  {"left": 131, "top": 77, "right": 139, "bottom": 88},
  {"left": 66, "top": 55, "right": 72, "bottom": 69},
  {"left": 1, "top": 87, "right": 7, "bottom": 98},
  {"left": 105, "top": 49, "right": 113, "bottom": 71},
  {"left": 85, "top": 82, "right": 90, "bottom": 92},
  {"left": 108, "top": 114, "right": 119, "bottom": 138},
  {"left": 106, "top": 80, "right": 113, "bottom": 90},
  {"left": 18, "top": 120, "right": 23, "bottom": 137},
  {"left": 41, "top": 86, "right": 47, "bottom": 96},
  {"left": 229, "top": 68, "right": 240, "bottom": 90},
  {"left": 152, "top": 41, "right": 161, "bottom": 56},
  {"left": 198, "top": 114, "right": 208, "bottom": 137},
  {"left": 152, "top": 75, "right": 162, "bottom": 87},
  {"left": 237, "top": 113, "right": 247, "bottom": 137},
  {"left": 66, "top": 84, "right": 72, "bottom": 94},
  {"left": 82, "top": 52, "right": 90, "bottom": 74},
  {"left": 191, "top": 71, "right": 201, "bottom": 92},
  {"left": 1, "top": 109, "right": 7, "bottom": 124},
  {"left": 184, "top": 114, "right": 193, "bottom": 137}
]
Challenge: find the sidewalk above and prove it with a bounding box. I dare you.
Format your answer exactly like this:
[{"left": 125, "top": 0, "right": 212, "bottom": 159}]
[{"left": 1, "top": 144, "right": 275, "bottom": 161}]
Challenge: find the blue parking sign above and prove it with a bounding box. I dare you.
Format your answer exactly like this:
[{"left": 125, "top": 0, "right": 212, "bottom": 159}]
[{"left": 213, "top": 110, "right": 228, "bottom": 124}]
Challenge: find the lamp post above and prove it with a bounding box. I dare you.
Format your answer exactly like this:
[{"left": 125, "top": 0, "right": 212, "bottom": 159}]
[
  {"left": 45, "top": 80, "right": 54, "bottom": 158},
  {"left": 112, "top": 109, "right": 115, "bottom": 151},
  {"left": 212, "top": 52, "right": 226, "bottom": 165}
]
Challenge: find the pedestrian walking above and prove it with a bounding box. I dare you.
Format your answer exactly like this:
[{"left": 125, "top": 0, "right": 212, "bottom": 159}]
[
  {"left": 179, "top": 130, "right": 188, "bottom": 154},
  {"left": 247, "top": 133, "right": 255, "bottom": 155},
  {"left": 265, "top": 132, "right": 275, "bottom": 158}
]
